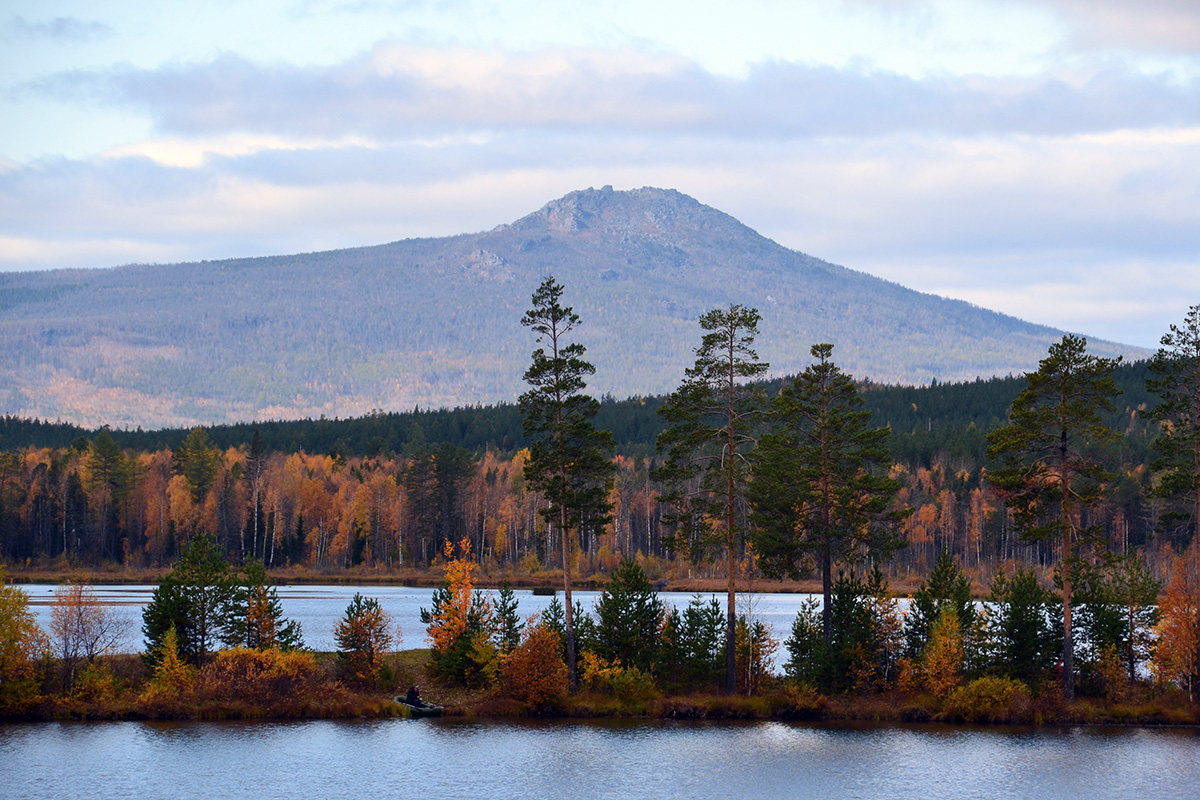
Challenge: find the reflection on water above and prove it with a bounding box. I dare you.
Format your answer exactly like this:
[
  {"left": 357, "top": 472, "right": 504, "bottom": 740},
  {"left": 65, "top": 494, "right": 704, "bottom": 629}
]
[{"left": 3, "top": 718, "right": 1199, "bottom": 800}]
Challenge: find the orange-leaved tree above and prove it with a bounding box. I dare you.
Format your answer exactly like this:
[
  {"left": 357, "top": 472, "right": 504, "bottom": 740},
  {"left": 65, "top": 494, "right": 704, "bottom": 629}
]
[
  {"left": 502, "top": 615, "right": 568, "bottom": 706},
  {"left": 422, "top": 538, "right": 494, "bottom": 685},
  {"left": 1152, "top": 545, "right": 1200, "bottom": 700}
]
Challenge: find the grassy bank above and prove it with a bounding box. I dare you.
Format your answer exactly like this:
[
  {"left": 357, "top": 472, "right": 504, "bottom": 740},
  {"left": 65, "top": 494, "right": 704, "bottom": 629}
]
[
  {"left": 10, "top": 646, "right": 1198, "bottom": 729},
  {"left": 446, "top": 683, "right": 1200, "bottom": 728}
]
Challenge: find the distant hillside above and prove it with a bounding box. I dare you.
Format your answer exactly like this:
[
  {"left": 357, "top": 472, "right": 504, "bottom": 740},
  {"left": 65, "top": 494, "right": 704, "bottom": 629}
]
[{"left": 0, "top": 186, "right": 1146, "bottom": 428}]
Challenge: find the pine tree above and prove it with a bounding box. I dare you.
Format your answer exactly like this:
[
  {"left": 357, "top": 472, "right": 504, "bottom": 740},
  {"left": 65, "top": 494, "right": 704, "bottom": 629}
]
[
  {"left": 986, "top": 334, "right": 1119, "bottom": 700},
  {"left": 494, "top": 582, "right": 523, "bottom": 655},
  {"left": 173, "top": 427, "right": 220, "bottom": 505},
  {"left": 518, "top": 276, "right": 615, "bottom": 690},
  {"left": 987, "top": 568, "right": 1063, "bottom": 688},
  {"left": 84, "top": 428, "right": 140, "bottom": 562},
  {"left": 655, "top": 304, "right": 768, "bottom": 693},
  {"left": 334, "top": 593, "right": 394, "bottom": 687},
  {"left": 1147, "top": 304, "right": 1200, "bottom": 549},
  {"left": 749, "top": 343, "right": 902, "bottom": 644}
]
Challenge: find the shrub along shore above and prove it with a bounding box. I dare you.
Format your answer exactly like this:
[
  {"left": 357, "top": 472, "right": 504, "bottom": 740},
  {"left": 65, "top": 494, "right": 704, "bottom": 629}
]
[{"left": 10, "top": 649, "right": 1200, "bottom": 728}]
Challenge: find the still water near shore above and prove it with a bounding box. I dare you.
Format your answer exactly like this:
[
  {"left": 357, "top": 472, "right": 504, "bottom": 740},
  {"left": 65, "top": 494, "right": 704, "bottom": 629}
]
[
  {"left": 20, "top": 583, "right": 817, "bottom": 660},
  {"left": 4, "top": 716, "right": 1200, "bottom": 800}
]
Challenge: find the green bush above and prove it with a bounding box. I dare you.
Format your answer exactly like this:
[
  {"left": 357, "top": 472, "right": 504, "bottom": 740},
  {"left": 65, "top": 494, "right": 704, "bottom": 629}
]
[{"left": 73, "top": 661, "right": 118, "bottom": 703}]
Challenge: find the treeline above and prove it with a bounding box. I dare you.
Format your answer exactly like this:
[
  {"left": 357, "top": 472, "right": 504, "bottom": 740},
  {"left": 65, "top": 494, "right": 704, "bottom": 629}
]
[
  {"left": 0, "top": 548, "right": 407, "bottom": 719},
  {"left": 0, "top": 370, "right": 1181, "bottom": 582},
  {"left": 7, "top": 539, "right": 1195, "bottom": 722},
  {"left": 0, "top": 360, "right": 1157, "bottom": 464}
]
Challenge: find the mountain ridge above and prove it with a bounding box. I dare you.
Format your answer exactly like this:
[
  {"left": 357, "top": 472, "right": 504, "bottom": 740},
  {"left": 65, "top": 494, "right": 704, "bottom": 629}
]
[{"left": 0, "top": 185, "right": 1146, "bottom": 428}]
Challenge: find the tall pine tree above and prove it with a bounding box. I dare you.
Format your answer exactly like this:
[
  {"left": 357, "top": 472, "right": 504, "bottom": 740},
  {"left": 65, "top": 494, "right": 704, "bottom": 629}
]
[
  {"left": 655, "top": 304, "right": 768, "bottom": 693},
  {"left": 987, "top": 334, "right": 1120, "bottom": 701},
  {"left": 519, "top": 276, "right": 615, "bottom": 690},
  {"left": 1147, "top": 304, "right": 1200, "bottom": 549}
]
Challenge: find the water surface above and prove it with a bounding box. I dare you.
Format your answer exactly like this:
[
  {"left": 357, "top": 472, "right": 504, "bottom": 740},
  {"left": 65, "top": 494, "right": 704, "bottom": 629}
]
[
  {"left": 22, "top": 583, "right": 813, "bottom": 658},
  {"left": 3, "top": 718, "right": 1197, "bottom": 800}
]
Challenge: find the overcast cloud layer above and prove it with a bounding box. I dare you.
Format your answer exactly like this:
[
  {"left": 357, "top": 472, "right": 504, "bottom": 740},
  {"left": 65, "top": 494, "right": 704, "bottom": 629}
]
[{"left": 2, "top": 0, "right": 1198, "bottom": 349}]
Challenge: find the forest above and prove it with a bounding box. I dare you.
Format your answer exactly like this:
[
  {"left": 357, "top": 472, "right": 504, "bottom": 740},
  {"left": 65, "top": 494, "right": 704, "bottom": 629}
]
[
  {"left": 0, "top": 357, "right": 1170, "bottom": 582},
  {"left": 2, "top": 287, "right": 1200, "bottom": 723}
]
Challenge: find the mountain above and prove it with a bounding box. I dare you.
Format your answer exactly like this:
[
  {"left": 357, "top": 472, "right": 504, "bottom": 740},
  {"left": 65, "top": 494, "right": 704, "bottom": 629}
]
[{"left": 0, "top": 186, "right": 1146, "bottom": 428}]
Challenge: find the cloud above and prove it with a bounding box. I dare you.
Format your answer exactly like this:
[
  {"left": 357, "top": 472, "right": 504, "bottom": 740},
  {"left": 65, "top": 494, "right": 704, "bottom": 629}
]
[
  {"left": 7, "top": 15, "right": 112, "bottom": 42},
  {"left": 1036, "top": 0, "right": 1200, "bottom": 54},
  {"left": 36, "top": 44, "right": 1200, "bottom": 143}
]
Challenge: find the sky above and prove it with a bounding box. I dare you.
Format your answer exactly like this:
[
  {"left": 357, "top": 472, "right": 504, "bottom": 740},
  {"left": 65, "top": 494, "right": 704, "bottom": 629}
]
[{"left": 2, "top": 0, "right": 1198, "bottom": 349}]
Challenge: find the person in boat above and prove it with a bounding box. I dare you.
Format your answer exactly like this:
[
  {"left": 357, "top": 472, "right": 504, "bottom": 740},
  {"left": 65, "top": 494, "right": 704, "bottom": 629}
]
[{"left": 405, "top": 684, "right": 425, "bottom": 708}]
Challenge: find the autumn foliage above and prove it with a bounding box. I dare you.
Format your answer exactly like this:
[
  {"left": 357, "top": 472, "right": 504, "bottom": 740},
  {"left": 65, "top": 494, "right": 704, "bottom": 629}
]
[
  {"left": 0, "top": 569, "right": 51, "bottom": 715},
  {"left": 501, "top": 618, "right": 569, "bottom": 706},
  {"left": 50, "top": 580, "right": 130, "bottom": 690},
  {"left": 1152, "top": 545, "right": 1200, "bottom": 698},
  {"left": 140, "top": 626, "right": 196, "bottom": 705},
  {"left": 923, "top": 608, "right": 965, "bottom": 699},
  {"left": 334, "top": 593, "right": 395, "bottom": 687},
  {"left": 198, "top": 647, "right": 320, "bottom": 705},
  {"left": 427, "top": 538, "right": 485, "bottom": 651}
]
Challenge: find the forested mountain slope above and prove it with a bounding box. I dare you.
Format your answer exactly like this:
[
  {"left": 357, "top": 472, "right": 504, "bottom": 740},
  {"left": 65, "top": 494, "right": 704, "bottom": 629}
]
[{"left": 0, "top": 186, "right": 1144, "bottom": 428}]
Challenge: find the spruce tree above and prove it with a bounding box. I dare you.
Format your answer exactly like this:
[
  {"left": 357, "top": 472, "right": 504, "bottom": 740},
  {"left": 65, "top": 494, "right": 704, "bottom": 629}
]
[
  {"left": 988, "top": 568, "right": 1063, "bottom": 687},
  {"left": 519, "top": 276, "right": 615, "bottom": 690},
  {"left": 84, "top": 428, "right": 139, "bottom": 562},
  {"left": 593, "top": 558, "right": 664, "bottom": 673},
  {"left": 494, "top": 582, "right": 523, "bottom": 655},
  {"left": 142, "top": 533, "right": 237, "bottom": 665},
  {"left": 986, "top": 334, "right": 1120, "bottom": 700},
  {"left": 221, "top": 558, "right": 304, "bottom": 651},
  {"left": 904, "top": 552, "right": 977, "bottom": 660},
  {"left": 655, "top": 304, "right": 768, "bottom": 693}
]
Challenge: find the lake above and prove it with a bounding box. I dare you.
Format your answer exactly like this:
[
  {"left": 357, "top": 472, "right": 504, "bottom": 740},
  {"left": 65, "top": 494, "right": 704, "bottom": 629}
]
[
  {"left": 20, "top": 583, "right": 814, "bottom": 661},
  {"left": 3, "top": 717, "right": 1198, "bottom": 800}
]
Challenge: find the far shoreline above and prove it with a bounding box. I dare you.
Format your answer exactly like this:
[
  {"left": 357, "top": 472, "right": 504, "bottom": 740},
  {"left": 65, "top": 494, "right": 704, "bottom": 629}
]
[{"left": 4, "top": 564, "right": 938, "bottom": 597}]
